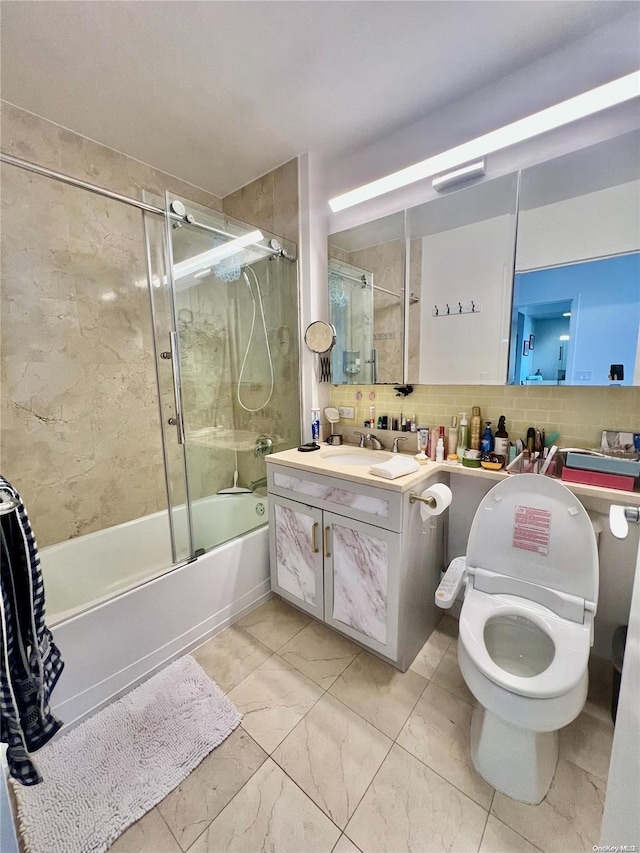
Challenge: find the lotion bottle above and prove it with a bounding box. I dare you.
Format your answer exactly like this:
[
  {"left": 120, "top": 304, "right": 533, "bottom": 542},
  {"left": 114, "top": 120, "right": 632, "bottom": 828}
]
[{"left": 457, "top": 412, "right": 469, "bottom": 460}]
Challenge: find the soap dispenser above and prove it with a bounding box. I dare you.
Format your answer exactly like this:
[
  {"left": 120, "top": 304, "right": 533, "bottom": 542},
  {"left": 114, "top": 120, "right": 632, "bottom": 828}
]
[{"left": 457, "top": 413, "right": 469, "bottom": 460}]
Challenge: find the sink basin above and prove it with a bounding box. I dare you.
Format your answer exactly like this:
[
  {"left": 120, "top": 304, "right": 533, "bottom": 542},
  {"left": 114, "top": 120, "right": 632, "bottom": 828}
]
[{"left": 319, "top": 450, "right": 393, "bottom": 467}]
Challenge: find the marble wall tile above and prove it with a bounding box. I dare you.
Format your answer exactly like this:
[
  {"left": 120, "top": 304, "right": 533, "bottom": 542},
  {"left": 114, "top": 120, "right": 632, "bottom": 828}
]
[
  {"left": 0, "top": 101, "right": 63, "bottom": 170},
  {"left": 345, "top": 743, "right": 488, "bottom": 853},
  {"left": 237, "top": 597, "right": 310, "bottom": 651},
  {"left": 397, "top": 681, "right": 495, "bottom": 809},
  {"left": 156, "top": 727, "right": 267, "bottom": 851},
  {"left": 272, "top": 693, "right": 392, "bottom": 829},
  {"left": 329, "top": 651, "right": 427, "bottom": 739},
  {"left": 189, "top": 758, "right": 340, "bottom": 853},
  {"left": 272, "top": 158, "right": 299, "bottom": 244},
  {"left": 331, "top": 521, "right": 388, "bottom": 644},
  {"left": 228, "top": 655, "right": 323, "bottom": 753}
]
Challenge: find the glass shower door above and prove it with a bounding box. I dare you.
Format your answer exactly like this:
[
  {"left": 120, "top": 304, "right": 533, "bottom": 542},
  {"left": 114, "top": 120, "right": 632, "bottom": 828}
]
[{"left": 163, "top": 194, "right": 300, "bottom": 555}]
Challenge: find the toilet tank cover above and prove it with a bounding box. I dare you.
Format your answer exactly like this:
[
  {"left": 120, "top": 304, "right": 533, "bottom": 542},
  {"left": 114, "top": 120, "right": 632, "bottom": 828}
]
[{"left": 467, "top": 474, "right": 598, "bottom": 603}]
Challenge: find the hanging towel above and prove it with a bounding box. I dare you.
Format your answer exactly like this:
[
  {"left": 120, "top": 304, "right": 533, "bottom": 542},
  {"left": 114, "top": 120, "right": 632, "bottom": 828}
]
[
  {"left": 369, "top": 456, "right": 421, "bottom": 479},
  {"left": 0, "top": 476, "right": 64, "bottom": 786}
]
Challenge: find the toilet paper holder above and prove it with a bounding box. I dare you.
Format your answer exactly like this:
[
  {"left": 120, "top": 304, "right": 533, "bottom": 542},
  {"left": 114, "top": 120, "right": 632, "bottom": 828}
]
[{"left": 409, "top": 491, "right": 436, "bottom": 508}]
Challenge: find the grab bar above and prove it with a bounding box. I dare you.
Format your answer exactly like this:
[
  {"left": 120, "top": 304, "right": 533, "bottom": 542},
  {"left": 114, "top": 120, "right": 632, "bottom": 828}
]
[{"left": 0, "top": 491, "right": 19, "bottom": 516}]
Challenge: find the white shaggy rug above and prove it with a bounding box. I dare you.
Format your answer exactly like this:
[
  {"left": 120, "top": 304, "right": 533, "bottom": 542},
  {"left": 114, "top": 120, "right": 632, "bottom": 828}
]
[{"left": 11, "top": 655, "right": 242, "bottom": 853}]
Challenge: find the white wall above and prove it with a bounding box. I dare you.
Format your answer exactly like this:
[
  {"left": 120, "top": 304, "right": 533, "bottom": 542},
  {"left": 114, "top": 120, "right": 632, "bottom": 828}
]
[
  {"left": 418, "top": 214, "right": 514, "bottom": 384},
  {"left": 517, "top": 180, "right": 640, "bottom": 270}
]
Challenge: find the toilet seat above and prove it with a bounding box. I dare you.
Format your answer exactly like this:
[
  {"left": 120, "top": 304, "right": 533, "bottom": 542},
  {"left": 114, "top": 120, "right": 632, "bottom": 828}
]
[{"left": 459, "top": 586, "right": 591, "bottom": 699}]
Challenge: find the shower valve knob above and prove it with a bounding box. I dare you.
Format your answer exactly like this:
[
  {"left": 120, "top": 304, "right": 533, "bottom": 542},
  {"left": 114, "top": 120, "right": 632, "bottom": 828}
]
[
  {"left": 168, "top": 417, "right": 178, "bottom": 426},
  {"left": 160, "top": 351, "right": 171, "bottom": 359}
]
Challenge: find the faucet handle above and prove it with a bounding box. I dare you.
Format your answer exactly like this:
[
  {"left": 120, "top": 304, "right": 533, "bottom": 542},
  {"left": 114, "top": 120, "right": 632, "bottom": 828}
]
[
  {"left": 392, "top": 436, "right": 408, "bottom": 453},
  {"left": 353, "top": 431, "right": 366, "bottom": 448}
]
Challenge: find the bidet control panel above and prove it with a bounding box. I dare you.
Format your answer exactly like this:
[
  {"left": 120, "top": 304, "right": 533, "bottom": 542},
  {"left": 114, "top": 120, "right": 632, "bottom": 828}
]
[{"left": 435, "top": 556, "right": 467, "bottom": 608}]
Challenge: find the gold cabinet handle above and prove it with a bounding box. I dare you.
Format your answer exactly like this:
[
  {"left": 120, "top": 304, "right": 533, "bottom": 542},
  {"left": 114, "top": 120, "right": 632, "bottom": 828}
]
[
  {"left": 311, "top": 522, "right": 319, "bottom": 553},
  {"left": 323, "top": 525, "right": 331, "bottom": 558}
]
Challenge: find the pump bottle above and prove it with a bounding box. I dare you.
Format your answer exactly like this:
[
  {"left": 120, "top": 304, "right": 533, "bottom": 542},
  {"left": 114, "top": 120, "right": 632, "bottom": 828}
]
[
  {"left": 494, "top": 415, "right": 509, "bottom": 456},
  {"left": 456, "top": 412, "right": 469, "bottom": 460}
]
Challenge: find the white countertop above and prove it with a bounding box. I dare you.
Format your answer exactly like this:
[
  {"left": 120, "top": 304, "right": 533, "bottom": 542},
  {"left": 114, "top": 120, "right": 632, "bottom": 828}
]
[{"left": 267, "top": 444, "right": 640, "bottom": 505}]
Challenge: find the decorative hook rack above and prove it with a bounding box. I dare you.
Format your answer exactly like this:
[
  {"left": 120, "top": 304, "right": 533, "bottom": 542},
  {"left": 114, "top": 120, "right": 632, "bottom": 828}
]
[{"left": 432, "top": 301, "right": 481, "bottom": 317}]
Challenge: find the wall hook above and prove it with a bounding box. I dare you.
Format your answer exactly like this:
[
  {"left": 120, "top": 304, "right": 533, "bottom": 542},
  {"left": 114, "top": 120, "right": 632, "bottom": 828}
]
[
  {"left": 471, "top": 301, "right": 476, "bottom": 312},
  {"left": 446, "top": 304, "right": 450, "bottom": 315},
  {"left": 458, "top": 302, "right": 463, "bottom": 313},
  {"left": 434, "top": 306, "right": 439, "bottom": 316}
]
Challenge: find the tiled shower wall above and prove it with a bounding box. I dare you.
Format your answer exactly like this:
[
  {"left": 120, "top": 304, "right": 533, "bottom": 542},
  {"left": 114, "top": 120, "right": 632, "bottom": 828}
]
[
  {"left": 330, "top": 383, "right": 640, "bottom": 450},
  {"left": 0, "top": 101, "right": 298, "bottom": 545}
]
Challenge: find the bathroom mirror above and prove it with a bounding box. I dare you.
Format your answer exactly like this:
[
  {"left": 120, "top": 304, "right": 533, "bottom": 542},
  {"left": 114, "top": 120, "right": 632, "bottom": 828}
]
[
  {"left": 328, "top": 210, "right": 405, "bottom": 384},
  {"left": 509, "top": 131, "right": 640, "bottom": 386},
  {"left": 304, "top": 320, "right": 336, "bottom": 353},
  {"left": 406, "top": 172, "right": 519, "bottom": 385}
]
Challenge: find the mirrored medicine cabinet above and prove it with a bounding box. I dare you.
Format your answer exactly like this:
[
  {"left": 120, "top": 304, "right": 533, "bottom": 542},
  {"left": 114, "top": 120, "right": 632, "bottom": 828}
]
[{"left": 327, "top": 128, "right": 640, "bottom": 387}]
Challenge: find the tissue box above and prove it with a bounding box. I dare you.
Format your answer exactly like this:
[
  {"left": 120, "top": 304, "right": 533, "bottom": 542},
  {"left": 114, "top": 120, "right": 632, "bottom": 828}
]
[
  {"left": 561, "top": 467, "right": 636, "bottom": 491},
  {"left": 600, "top": 430, "right": 640, "bottom": 455}
]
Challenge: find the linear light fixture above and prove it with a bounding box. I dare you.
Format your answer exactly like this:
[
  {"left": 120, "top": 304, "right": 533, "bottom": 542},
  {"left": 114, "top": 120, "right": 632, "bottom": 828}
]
[
  {"left": 432, "top": 159, "right": 485, "bottom": 191},
  {"left": 173, "top": 230, "right": 264, "bottom": 280},
  {"left": 329, "top": 71, "right": 640, "bottom": 212}
]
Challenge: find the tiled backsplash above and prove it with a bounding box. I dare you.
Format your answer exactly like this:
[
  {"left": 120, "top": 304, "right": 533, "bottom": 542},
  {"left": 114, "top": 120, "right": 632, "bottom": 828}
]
[{"left": 330, "top": 384, "right": 640, "bottom": 449}]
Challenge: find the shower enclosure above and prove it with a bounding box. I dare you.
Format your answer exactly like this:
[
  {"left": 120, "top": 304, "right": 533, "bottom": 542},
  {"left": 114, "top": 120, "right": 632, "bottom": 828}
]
[{"left": 0, "top": 153, "right": 300, "bottom": 623}]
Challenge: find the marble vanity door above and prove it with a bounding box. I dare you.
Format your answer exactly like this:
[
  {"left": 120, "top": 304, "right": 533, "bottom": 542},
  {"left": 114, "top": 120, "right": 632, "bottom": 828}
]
[
  {"left": 323, "top": 512, "right": 400, "bottom": 661},
  {"left": 269, "top": 495, "right": 324, "bottom": 619}
]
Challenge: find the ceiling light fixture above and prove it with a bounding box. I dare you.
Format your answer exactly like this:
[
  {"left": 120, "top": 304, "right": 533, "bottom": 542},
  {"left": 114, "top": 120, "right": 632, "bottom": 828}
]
[
  {"left": 173, "top": 230, "right": 264, "bottom": 280},
  {"left": 329, "top": 71, "right": 640, "bottom": 213},
  {"left": 432, "top": 160, "right": 485, "bottom": 191}
]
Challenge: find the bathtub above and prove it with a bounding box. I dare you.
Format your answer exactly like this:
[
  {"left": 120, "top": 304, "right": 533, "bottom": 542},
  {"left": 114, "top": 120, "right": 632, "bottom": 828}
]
[{"left": 41, "top": 493, "right": 271, "bottom": 727}]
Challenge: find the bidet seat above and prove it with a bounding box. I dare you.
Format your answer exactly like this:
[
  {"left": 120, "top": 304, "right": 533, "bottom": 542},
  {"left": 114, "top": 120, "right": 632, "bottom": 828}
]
[{"left": 459, "top": 586, "right": 591, "bottom": 698}]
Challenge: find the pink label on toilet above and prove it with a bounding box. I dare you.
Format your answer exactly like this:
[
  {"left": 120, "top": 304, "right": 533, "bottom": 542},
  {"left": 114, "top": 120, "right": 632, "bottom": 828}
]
[{"left": 513, "top": 505, "right": 551, "bottom": 557}]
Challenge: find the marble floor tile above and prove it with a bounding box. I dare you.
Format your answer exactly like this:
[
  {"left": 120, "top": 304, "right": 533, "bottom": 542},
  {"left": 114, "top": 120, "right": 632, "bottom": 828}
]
[
  {"left": 188, "top": 758, "right": 340, "bottom": 853},
  {"left": 156, "top": 728, "right": 267, "bottom": 851},
  {"left": 329, "top": 650, "right": 427, "bottom": 739},
  {"left": 191, "top": 626, "right": 272, "bottom": 693},
  {"left": 559, "top": 709, "right": 614, "bottom": 782},
  {"left": 409, "top": 618, "right": 455, "bottom": 680},
  {"left": 227, "top": 654, "right": 323, "bottom": 753},
  {"left": 397, "top": 681, "right": 494, "bottom": 809},
  {"left": 237, "top": 595, "right": 310, "bottom": 651},
  {"left": 479, "top": 816, "right": 541, "bottom": 853},
  {"left": 272, "top": 693, "right": 392, "bottom": 829},
  {"left": 110, "top": 808, "right": 180, "bottom": 853},
  {"left": 278, "top": 620, "right": 361, "bottom": 689},
  {"left": 492, "top": 757, "right": 606, "bottom": 852},
  {"left": 333, "top": 834, "right": 362, "bottom": 853},
  {"left": 431, "top": 646, "right": 476, "bottom": 705},
  {"left": 345, "top": 744, "right": 488, "bottom": 853}
]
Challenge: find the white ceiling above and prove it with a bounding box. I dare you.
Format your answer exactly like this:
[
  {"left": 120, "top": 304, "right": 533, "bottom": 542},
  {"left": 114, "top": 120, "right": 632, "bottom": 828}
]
[{"left": 1, "top": 1, "right": 637, "bottom": 197}]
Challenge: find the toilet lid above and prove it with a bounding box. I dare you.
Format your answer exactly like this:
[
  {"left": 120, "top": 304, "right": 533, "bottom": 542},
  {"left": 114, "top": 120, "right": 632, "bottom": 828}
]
[{"left": 467, "top": 474, "right": 598, "bottom": 604}]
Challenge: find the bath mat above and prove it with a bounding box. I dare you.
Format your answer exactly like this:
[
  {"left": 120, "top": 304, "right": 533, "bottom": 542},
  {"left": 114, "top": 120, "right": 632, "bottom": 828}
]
[{"left": 11, "top": 655, "right": 242, "bottom": 853}]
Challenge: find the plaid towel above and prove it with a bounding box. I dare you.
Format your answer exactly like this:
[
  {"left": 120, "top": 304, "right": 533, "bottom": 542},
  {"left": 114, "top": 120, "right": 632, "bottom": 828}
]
[{"left": 0, "top": 476, "right": 64, "bottom": 785}]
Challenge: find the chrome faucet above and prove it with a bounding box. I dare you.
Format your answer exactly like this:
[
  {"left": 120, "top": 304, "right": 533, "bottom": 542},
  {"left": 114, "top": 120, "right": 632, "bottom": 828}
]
[
  {"left": 354, "top": 431, "right": 366, "bottom": 448},
  {"left": 392, "top": 436, "right": 408, "bottom": 453},
  {"left": 366, "top": 434, "right": 385, "bottom": 450}
]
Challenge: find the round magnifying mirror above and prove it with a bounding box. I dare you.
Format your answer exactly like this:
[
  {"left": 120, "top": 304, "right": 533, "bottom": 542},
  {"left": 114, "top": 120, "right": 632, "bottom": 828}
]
[{"left": 304, "top": 321, "right": 336, "bottom": 353}]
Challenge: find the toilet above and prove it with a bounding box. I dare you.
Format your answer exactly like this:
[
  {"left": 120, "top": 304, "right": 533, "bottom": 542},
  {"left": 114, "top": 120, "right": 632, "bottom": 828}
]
[{"left": 439, "top": 474, "right": 598, "bottom": 804}]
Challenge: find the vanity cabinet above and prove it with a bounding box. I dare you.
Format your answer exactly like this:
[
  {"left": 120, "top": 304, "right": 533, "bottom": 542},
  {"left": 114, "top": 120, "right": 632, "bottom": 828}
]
[{"left": 267, "top": 458, "right": 444, "bottom": 669}]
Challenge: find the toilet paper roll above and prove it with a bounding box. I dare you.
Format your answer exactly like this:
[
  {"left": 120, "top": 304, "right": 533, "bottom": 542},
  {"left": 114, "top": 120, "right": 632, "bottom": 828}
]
[{"left": 419, "top": 483, "right": 452, "bottom": 520}]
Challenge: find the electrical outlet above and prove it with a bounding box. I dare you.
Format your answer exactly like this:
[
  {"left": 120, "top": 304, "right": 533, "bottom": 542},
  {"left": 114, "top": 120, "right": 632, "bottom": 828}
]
[{"left": 338, "top": 406, "right": 355, "bottom": 419}]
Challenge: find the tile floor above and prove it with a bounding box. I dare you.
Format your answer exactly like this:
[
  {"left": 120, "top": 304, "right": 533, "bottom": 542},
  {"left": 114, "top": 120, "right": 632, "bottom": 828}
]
[{"left": 100, "top": 597, "right": 613, "bottom": 852}]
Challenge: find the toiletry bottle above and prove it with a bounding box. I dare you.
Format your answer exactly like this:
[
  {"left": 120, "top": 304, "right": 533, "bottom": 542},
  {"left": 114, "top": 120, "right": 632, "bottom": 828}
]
[
  {"left": 436, "top": 426, "right": 445, "bottom": 462},
  {"left": 400, "top": 412, "right": 406, "bottom": 431},
  {"left": 470, "top": 406, "right": 482, "bottom": 451},
  {"left": 311, "top": 408, "right": 320, "bottom": 442},
  {"left": 430, "top": 426, "right": 439, "bottom": 461},
  {"left": 447, "top": 415, "right": 458, "bottom": 457},
  {"left": 370, "top": 405, "right": 376, "bottom": 426},
  {"left": 481, "top": 421, "right": 494, "bottom": 454},
  {"left": 377, "top": 416, "right": 383, "bottom": 429},
  {"left": 494, "top": 416, "right": 509, "bottom": 456},
  {"left": 410, "top": 415, "right": 417, "bottom": 433},
  {"left": 457, "top": 413, "right": 469, "bottom": 460}
]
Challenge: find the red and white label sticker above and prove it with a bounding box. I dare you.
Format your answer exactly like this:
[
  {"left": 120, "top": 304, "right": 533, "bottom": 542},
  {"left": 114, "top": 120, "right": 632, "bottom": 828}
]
[{"left": 513, "top": 505, "right": 551, "bottom": 557}]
